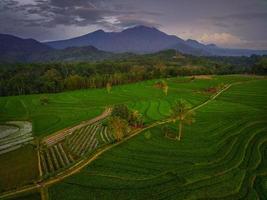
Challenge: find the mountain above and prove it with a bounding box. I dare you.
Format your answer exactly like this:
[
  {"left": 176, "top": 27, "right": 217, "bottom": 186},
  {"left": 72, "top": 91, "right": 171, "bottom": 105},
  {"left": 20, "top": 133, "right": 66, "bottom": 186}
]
[
  {"left": 186, "top": 39, "right": 212, "bottom": 49},
  {"left": 46, "top": 26, "right": 186, "bottom": 53},
  {"left": 204, "top": 47, "right": 267, "bottom": 57},
  {"left": 46, "top": 26, "right": 267, "bottom": 56},
  {"left": 0, "top": 34, "right": 128, "bottom": 63},
  {"left": 1, "top": 27, "right": 266, "bottom": 63},
  {"left": 30, "top": 46, "right": 124, "bottom": 62},
  {"left": 0, "top": 34, "right": 52, "bottom": 62},
  {"left": 181, "top": 39, "right": 267, "bottom": 56}
]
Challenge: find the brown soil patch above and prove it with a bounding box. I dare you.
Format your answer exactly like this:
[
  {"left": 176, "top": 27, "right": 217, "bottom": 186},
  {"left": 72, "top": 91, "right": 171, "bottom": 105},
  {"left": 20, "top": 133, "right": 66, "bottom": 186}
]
[
  {"left": 204, "top": 87, "right": 218, "bottom": 94},
  {"left": 192, "top": 75, "right": 213, "bottom": 80}
]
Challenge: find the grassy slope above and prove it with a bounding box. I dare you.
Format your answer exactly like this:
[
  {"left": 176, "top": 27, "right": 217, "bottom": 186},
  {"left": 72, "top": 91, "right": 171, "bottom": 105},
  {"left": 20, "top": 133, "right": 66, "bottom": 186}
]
[
  {"left": 0, "top": 75, "right": 256, "bottom": 138},
  {"left": 48, "top": 77, "right": 267, "bottom": 199}
]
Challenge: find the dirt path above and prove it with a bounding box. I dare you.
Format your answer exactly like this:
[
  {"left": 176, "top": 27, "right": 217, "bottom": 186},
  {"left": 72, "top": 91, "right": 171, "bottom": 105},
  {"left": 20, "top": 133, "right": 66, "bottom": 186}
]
[
  {"left": 0, "top": 85, "right": 234, "bottom": 199},
  {"left": 191, "top": 84, "right": 232, "bottom": 112},
  {"left": 37, "top": 140, "right": 43, "bottom": 179},
  {"left": 42, "top": 107, "right": 112, "bottom": 146},
  {"left": 40, "top": 187, "right": 49, "bottom": 200}
]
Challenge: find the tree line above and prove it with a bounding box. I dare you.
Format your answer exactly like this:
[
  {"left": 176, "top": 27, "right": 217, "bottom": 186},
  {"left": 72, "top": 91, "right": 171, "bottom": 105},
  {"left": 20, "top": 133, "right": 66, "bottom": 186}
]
[{"left": 0, "top": 51, "right": 266, "bottom": 96}]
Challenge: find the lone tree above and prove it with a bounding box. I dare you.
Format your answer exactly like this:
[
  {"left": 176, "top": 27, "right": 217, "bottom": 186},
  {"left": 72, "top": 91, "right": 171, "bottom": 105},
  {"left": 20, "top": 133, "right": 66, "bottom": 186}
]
[
  {"left": 106, "top": 82, "right": 112, "bottom": 93},
  {"left": 154, "top": 80, "right": 169, "bottom": 96},
  {"left": 162, "top": 81, "right": 169, "bottom": 96},
  {"left": 170, "top": 99, "right": 195, "bottom": 141},
  {"left": 108, "top": 116, "right": 129, "bottom": 141}
]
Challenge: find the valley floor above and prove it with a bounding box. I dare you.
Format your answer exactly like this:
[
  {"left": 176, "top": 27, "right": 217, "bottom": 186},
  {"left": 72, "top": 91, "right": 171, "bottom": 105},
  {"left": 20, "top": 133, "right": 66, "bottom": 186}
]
[{"left": 0, "top": 75, "right": 266, "bottom": 199}]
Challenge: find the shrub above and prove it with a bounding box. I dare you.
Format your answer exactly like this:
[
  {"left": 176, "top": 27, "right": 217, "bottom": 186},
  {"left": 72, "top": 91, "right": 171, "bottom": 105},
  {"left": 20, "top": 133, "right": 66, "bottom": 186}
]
[
  {"left": 144, "top": 131, "right": 151, "bottom": 140},
  {"left": 112, "top": 104, "right": 144, "bottom": 128},
  {"left": 40, "top": 96, "right": 49, "bottom": 105}
]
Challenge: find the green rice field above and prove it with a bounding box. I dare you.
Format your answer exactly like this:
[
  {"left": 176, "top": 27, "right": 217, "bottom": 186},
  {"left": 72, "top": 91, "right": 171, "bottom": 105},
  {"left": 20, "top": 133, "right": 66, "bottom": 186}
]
[{"left": 0, "top": 75, "right": 266, "bottom": 199}]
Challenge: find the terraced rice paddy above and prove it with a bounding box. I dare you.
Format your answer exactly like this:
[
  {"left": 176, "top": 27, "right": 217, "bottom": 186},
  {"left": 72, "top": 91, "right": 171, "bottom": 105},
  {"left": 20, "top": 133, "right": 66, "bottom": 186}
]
[
  {"left": 0, "top": 75, "right": 266, "bottom": 199},
  {"left": 0, "top": 76, "right": 212, "bottom": 137},
  {"left": 48, "top": 77, "right": 267, "bottom": 200},
  {"left": 40, "top": 122, "right": 115, "bottom": 178}
]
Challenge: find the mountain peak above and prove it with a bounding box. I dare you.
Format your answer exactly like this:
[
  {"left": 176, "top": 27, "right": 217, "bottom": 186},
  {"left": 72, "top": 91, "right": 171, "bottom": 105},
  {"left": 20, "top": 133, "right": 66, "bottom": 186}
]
[
  {"left": 122, "top": 25, "right": 158, "bottom": 33},
  {"left": 94, "top": 29, "right": 105, "bottom": 33},
  {"left": 88, "top": 29, "right": 105, "bottom": 35},
  {"left": 129, "top": 25, "right": 156, "bottom": 29}
]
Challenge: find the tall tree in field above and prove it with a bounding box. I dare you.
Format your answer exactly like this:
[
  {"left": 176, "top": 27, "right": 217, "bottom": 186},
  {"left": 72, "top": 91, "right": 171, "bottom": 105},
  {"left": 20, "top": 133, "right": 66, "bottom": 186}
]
[
  {"left": 108, "top": 117, "right": 129, "bottom": 141},
  {"left": 154, "top": 80, "right": 169, "bottom": 96},
  {"left": 106, "top": 82, "right": 112, "bottom": 93},
  {"left": 170, "top": 99, "right": 195, "bottom": 141},
  {"left": 162, "top": 81, "right": 169, "bottom": 96}
]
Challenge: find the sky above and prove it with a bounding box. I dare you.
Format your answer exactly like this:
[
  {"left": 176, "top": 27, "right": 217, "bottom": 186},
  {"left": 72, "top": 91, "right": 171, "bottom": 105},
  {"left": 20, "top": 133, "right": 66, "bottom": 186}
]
[{"left": 0, "top": 0, "right": 267, "bottom": 49}]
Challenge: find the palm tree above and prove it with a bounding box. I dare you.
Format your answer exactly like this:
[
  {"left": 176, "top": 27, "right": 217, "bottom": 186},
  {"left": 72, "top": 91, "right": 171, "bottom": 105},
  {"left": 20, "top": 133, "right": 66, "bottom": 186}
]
[
  {"left": 154, "top": 80, "right": 169, "bottom": 96},
  {"left": 170, "top": 99, "right": 195, "bottom": 141},
  {"left": 108, "top": 116, "right": 129, "bottom": 141},
  {"left": 129, "top": 110, "right": 143, "bottom": 128}
]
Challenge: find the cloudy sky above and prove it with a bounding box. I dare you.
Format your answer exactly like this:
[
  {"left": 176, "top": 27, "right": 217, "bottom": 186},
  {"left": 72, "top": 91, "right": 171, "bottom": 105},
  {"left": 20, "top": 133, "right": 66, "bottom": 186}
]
[{"left": 0, "top": 0, "right": 267, "bottom": 49}]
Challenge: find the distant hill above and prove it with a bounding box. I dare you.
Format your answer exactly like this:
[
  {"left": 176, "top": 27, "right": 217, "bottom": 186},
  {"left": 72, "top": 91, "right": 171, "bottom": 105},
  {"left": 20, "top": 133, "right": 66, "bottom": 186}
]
[
  {"left": 0, "top": 34, "right": 52, "bottom": 62},
  {"left": 0, "top": 34, "right": 51, "bottom": 53},
  {"left": 46, "top": 26, "right": 267, "bottom": 56},
  {"left": 30, "top": 46, "right": 120, "bottom": 62},
  {"left": 175, "top": 39, "right": 267, "bottom": 57},
  {"left": 0, "top": 34, "right": 128, "bottom": 63}
]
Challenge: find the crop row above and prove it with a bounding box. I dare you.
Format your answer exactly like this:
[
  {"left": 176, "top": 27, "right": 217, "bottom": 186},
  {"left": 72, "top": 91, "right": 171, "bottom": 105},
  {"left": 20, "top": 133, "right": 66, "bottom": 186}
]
[
  {"left": 40, "top": 121, "right": 115, "bottom": 177},
  {"left": 41, "top": 143, "right": 74, "bottom": 176},
  {"left": 50, "top": 119, "right": 267, "bottom": 199},
  {"left": 65, "top": 124, "right": 100, "bottom": 157}
]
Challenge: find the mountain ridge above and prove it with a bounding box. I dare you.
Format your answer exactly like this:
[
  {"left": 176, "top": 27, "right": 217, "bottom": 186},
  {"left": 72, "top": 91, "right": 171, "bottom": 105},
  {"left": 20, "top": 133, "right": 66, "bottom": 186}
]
[
  {"left": 46, "top": 26, "right": 185, "bottom": 53},
  {"left": 45, "top": 26, "right": 267, "bottom": 56},
  {"left": 0, "top": 26, "right": 267, "bottom": 63},
  {"left": 0, "top": 34, "right": 120, "bottom": 63}
]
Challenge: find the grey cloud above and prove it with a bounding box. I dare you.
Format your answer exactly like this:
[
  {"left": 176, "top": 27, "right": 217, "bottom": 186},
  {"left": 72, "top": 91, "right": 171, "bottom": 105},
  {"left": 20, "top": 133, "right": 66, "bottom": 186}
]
[
  {"left": 6, "top": 0, "right": 160, "bottom": 29},
  {"left": 0, "top": 0, "right": 266, "bottom": 49},
  {"left": 116, "top": 17, "right": 161, "bottom": 29},
  {"left": 208, "top": 11, "right": 267, "bottom": 42},
  {"left": 212, "top": 12, "right": 267, "bottom": 21}
]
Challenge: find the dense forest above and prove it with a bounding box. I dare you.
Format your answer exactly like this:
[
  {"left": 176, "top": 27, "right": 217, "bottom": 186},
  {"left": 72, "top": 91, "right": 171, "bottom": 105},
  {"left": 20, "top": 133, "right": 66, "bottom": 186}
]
[{"left": 0, "top": 50, "right": 266, "bottom": 96}]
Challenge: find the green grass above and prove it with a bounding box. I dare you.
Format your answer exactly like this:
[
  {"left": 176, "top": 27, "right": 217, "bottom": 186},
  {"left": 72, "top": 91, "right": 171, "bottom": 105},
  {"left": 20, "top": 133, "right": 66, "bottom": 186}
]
[
  {"left": 47, "top": 76, "right": 267, "bottom": 200},
  {"left": 0, "top": 75, "right": 266, "bottom": 199},
  {"left": 0, "top": 75, "right": 253, "bottom": 138}
]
